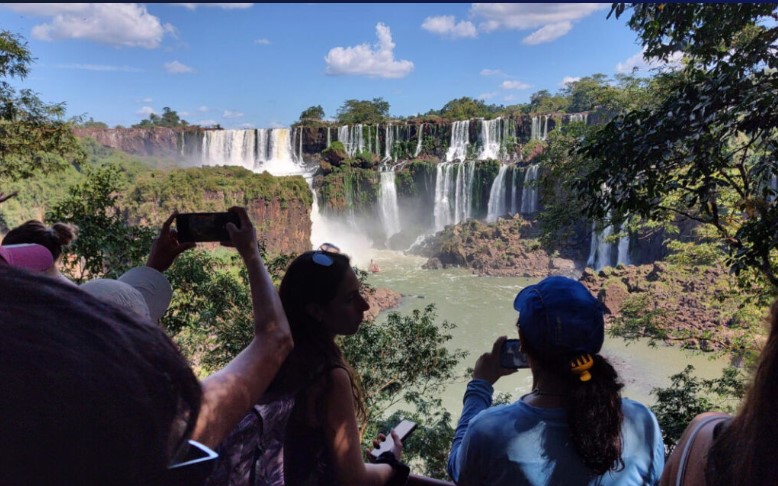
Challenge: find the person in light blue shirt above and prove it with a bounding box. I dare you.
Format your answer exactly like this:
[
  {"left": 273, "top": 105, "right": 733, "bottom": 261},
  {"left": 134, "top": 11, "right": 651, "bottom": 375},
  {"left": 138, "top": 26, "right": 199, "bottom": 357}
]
[{"left": 447, "top": 276, "right": 664, "bottom": 485}]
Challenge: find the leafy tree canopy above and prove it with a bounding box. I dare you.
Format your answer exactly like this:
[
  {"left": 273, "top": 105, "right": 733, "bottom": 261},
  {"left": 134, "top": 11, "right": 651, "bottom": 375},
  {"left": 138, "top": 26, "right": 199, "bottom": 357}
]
[
  {"left": 576, "top": 3, "right": 778, "bottom": 286},
  {"left": 336, "top": 98, "right": 390, "bottom": 125},
  {"left": 132, "top": 106, "right": 189, "bottom": 128},
  {"left": 0, "top": 30, "right": 85, "bottom": 180},
  {"left": 298, "top": 105, "right": 325, "bottom": 123},
  {"left": 436, "top": 96, "right": 502, "bottom": 120}
]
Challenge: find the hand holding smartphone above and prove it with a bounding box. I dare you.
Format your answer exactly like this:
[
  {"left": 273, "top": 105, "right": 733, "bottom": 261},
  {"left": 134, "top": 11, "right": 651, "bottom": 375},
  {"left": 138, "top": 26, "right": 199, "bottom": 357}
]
[
  {"left": 369, "top": 419, "right": 417, "bottom": 460},
  {"left": 175, "top": 212, "right": 241, "bottom": 243},
  {"left": 499, "top": 338, "right": 529, "bottom": 369}
]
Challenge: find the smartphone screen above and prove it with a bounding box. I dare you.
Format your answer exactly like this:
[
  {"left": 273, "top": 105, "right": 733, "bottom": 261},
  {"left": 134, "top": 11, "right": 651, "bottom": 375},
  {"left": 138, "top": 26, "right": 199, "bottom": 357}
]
[
  {"left": 369, "top": 419, "right": 418, "bottom": 460},
  {"left": 176, "top": 212, "right": 240, "bottom": 243},
  {"left": 500, "top": 339, "right": 529, "bottom": 369}
]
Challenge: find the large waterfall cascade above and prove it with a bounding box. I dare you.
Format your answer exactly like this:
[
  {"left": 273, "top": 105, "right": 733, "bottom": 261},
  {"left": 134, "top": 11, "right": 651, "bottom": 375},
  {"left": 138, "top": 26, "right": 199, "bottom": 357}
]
[
  {"left": 378, "top": 165, "right": 402, "bottom": 241},
  {"left": 486, "top": 164, "right": 510, "bottom": 222},
  {"left": 520, "top": 164, "right": 540, "bottom": 214},
  {"left": 199, "top": 128, "right": 304, "bottom": 175},
  {"left": 530, "top": 115, "right": 549, "bottom": 141},
  {"left": 478, "top": 117, "right": 517, "bottom": 161},
  {"left": 446, "top": 120, "right": 471, "bottom": 162},
  {"left": 434, "top": 161, "right": 477, "bottom": 231},
  {"left": 587, "top": 216, "right": 631, "bottom": 271}
]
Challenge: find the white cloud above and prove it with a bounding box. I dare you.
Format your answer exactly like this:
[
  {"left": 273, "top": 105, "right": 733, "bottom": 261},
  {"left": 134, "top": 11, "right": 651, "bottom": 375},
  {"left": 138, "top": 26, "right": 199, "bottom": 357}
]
[
  {"left": 255, "top": 38, "right": 271, "bottom": 45},
  {"left": 522, "top": 21, "right": 572, "bottom": 45},
  {"left": 164, "top": 61, "right": 194, "bottom": 74},
  {"left": 325, "top": 23, "right": 414, "bottom": 79},
  {"left": 137, "top": 106, "right": 155, "bottom": 116},
  {"left": 4, "top": 3, "right": 174, "bottom": 48},
  {"left": 197, "top": 106, "right": 210, "bottom": 112},
  {"left": 197, "top": 119, "right": 219, "bottom": 127},
  {"left": 501, "top": 80, "right": 531, "bottom": 90},
  {"left": 55, "top": 63, "right": 143, "bottom": 72},
  {"left": 616, "top": 48, "right": 683, "bottom": 74},
  {"left": 223, "top": 110, "right": 244, "bottom": 119},
  {"left": 175, "top": 3, "right": 253, "bottom": 10},
  {"left": 503, "top": 94, "right": 517, "bottom": 102},
  {"left": 560, "top": 76, "right": 581, "bottom": 86},
  {"left": 421, "top": 15, "right": 477, "bottom": 39},
  {"left": 470, "top": 3, "right": 606, "bottom": 44},
  {"left": 480, "top": 68, "right": 503, "bottom": 76},
  {"left": 477, "top": 92, "right": 497, "bottom": 100}
]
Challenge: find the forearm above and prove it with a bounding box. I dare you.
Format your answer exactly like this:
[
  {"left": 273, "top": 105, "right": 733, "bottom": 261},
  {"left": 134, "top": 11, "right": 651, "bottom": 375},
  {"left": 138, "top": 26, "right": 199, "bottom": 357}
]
[
  {"left": 447, "top": 379, "right": 493, "bottom": 481},
  {"left": 194, "top": 248, "right": 292, "bottom": 447}
]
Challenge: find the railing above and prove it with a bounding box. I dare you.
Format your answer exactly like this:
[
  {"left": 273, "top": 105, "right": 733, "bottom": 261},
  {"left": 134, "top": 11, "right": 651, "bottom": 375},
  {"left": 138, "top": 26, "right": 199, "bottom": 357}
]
[{"left": 407, "top": 473, "right": 455, "bottom": 485}]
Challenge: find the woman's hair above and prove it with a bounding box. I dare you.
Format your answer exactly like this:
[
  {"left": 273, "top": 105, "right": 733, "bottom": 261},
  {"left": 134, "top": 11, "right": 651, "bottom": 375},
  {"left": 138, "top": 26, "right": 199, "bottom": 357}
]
[
  {"left": 524, "top": 337, "right": 625, "bottom": 475},
  {"left": 0, "top": 265, "right": 201, "bottom": 485},
  {"left": 268, "top": 250, "right": 366, "bottom": 422},
  {"left": 706, "top": 298, "right": 778, "bottom": 485},
  {"left": 2, "top": 219, "right": 78, "bottom": 261}
]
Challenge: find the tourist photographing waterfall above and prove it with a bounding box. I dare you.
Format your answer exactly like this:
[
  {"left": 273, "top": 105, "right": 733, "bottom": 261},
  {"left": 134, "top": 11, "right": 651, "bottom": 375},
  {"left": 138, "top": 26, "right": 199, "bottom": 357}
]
[{"left": 447, "top": 276, "right": 664, "bottom": 485}]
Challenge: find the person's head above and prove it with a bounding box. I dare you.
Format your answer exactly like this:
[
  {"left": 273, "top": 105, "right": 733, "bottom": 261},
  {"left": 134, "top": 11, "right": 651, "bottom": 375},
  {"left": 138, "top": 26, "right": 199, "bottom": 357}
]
[
  {"left": 80, "top": 267, "right": 174, "bottom": 323},
  {"left": 0, "top": 265, "right": 203, "bottom": 485},
  {"left": 706, "top": 298, "right": 778, "bottom": 485},
  {"left": 2, "top": 219, "right": 78, "bottom": 262},
  {"left": 513, "top": 275, "right": 624, "bottom": 476},
  {"left": 279, "top": 250, "right": 368, "bottom": 340}
]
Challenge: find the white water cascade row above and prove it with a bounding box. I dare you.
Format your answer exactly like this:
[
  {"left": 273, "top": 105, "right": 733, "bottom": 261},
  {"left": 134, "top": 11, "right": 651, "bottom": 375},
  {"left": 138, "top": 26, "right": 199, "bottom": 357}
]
[
  {"left": 520, "top": 164, "right": 540, "bottom": 214},
  {"left": 531, "top": 115, "right": 549, "bottom": 141},
  {"left": 479, "top": 118, "right": 503, "bottom": 160},
  {"left": 384, "top": 123, "right": 394, "bottom": 162},
  {"left": 587, "top": 218, "right": 631, "bottom": 271},
  {"left": 338, "top": 125, "right": 367, "bottom": 156},
  {"left": 486, "top": 164, "right": 509, "bottom": 222},
  {"left": 378, "top": 166, "right": 401, "bottom": 241},
  {"left": 446, "top": 121, "right": 471, "bottom": 162},
  {"left": 414, "top": 124, "right": 424, "bottom": 157},
  {"left": 434, "top": 161, "right": 476, "bottom": 231},
  {"left": 199, "top": 128, "right": 302, "bottom": 174},
  {"left": 568, "top": 113, "right": 588, "bottom": 125}
]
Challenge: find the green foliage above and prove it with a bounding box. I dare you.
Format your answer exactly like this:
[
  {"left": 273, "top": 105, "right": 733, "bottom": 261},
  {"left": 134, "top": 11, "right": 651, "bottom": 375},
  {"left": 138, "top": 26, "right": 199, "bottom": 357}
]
[
  {"left": 78, "top": 117, "right": 109, "bottom": 129},
  {"left": 46, "top": 164, "right": 155, "bottom": 282},
  {"left": 132, "top": 106, "right": 189, "bottom": 128},
  {"left": 342, "top": 304, "right": 468, "bottom": 478},
  {"left": 650, "top": 365, "right": 746, "bottom": 452},
  {"left": 528, "top": 90, "right": 569, "bottom": 113},
  {"left": 437, "top": 97, "right": 502, "bottom": 120},
  {"left": 580, "top": 4, "right": 778, "bottom": 286},
  {"left": 336, "top": 98, "right": 390, "bottom": 125},
  {"left": 298, "top": 105, "right": 325, "bottom": 123},
  {"left": 318, "top": 166, "right": 379, "bottom": 214},
  {"left": 0, "top": 30, "right": 86, "bottom": 180}
]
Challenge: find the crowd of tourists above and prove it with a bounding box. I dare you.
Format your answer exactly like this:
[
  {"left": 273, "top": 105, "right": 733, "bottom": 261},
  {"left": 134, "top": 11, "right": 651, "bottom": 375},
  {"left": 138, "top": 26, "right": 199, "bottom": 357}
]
[{"left": 1, "top": 190, "right": 776, "bottom": 485}]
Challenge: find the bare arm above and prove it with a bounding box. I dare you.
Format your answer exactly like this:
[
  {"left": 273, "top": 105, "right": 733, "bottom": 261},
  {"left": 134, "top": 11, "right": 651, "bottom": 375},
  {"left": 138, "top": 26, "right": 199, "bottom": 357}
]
[
  {"left": 659, "top": 412, "right": 730, "bottom": 486},
  {"left": 324, "top": 367, "right": 399, "bottom": 486},
  {"left": 192, "top": 206, "right": 293, "bottom": 448}
]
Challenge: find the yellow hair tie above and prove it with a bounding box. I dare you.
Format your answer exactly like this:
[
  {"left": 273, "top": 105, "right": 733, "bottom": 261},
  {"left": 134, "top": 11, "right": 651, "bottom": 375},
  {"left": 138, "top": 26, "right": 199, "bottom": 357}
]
[{"left": 570, "top": 354, "right": 594, "bottom": 382}]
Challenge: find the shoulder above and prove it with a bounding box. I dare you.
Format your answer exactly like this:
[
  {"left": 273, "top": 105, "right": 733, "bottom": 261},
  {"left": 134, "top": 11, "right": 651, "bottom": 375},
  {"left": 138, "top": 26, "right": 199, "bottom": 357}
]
[
  {"left": 621, "top": 398, "right": 659, "bottom": 421},
  {"left": 467, "top": 403, "right": 519, "bottom": 436}
]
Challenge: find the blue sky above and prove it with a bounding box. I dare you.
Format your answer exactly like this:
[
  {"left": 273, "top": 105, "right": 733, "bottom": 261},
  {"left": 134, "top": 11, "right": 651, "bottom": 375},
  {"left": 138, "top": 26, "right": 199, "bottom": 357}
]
[{"left": 0, "top": 3, "right": 665, "bottom": 129}]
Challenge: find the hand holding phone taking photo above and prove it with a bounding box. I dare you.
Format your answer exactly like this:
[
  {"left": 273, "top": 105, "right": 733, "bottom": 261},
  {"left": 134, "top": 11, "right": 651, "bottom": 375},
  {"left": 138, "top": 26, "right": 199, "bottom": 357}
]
[
  {"left": 175, "top": 212, "right": 241, "bottom": 243},
  {"left": 369, "top": 419, "right": 417, "bottom": 460},
  {"left": 499, "top": 338, "right": 529, "bottom": 369}
]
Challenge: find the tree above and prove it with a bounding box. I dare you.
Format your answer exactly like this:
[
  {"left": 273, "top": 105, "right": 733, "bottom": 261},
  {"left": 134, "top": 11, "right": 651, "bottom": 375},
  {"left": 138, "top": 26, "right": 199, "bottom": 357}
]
[
  {"left": 46, "top": 164, "right": 156, "bottom": 282},
  {"left": 298, "top": 105, "right": 325, "bottom": 123},
  {"left": 133, "top": 106, "right": 189, "bottom": 128},
  {"left": 0, "top": 30, "right": 85, "bottom": 180},
  {"left": 336, "top": 98, "right": 390, "bottom": 125},
  {"left": 438, "top": 96, "right": 500, "bottom": 120},
  {"left": 527, "top": 90, "right": 569, "bottom": 114},
  {"left": 576, "top": 3, "right": 778, "bottom": 286}
]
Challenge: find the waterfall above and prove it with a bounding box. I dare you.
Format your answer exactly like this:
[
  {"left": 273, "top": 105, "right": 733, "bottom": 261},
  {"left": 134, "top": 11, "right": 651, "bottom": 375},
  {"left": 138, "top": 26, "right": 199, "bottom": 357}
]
[
  {"left": 446, "top": 121, "right": 470, "bottom": 162},
  {"left": 326, "top": 127, "right": 331, "bottom": 147},
  {"left": 379, "top": 167, "right": 401, "bottom": 240},
  {"left": 433, "top": 161, "right": 475, "bottom": 230},
  {"left": 384, "top": 123, "right": 394, "bottom": 161},
  {"left": 510, "top": 166, "right": 520, "bottom": 215},
  {"left": 617, "top": 226, "right": 630, "bottom": 266},
  {"left": 414, "top": 123, "right": 424, "bottom": 157},
  {"left": 569, "top": 113, "right": 588, "bottom": 125},
  {"left": 338, "top": 125, "right": 366, "bottom": 156},
  {"left": 201, "top": 129, "right": 256, "bottom": 171},
  {"left": 520, "top": 164, "right": 540, "bottom": 214},
  {"left": 260, "top": 128, "right": 302, "bottom": 176},
  {"left": 478, "top": 118, "right": 502, "bottom": 160},
  {"left": 486, "top": 164, "right": 509, "bottom": 222},
  {"left": 531, "top": 115, "right": 549, "bottom": 141},
  {"left": 587, "top": 223, "right": 614, "bottom": 271}
]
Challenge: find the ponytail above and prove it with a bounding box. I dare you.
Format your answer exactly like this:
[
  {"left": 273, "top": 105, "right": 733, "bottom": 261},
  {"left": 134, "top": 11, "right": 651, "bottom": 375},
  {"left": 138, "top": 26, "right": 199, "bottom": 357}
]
[{"left": 563, "top": 354, "right": 624, "bottom": 475}]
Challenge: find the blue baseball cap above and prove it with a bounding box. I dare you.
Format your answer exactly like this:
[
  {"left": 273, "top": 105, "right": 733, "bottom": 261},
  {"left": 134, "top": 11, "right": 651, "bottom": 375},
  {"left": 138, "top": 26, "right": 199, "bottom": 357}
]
[{"left": 513, "top": 276, "right": 604, "bottom": 356}]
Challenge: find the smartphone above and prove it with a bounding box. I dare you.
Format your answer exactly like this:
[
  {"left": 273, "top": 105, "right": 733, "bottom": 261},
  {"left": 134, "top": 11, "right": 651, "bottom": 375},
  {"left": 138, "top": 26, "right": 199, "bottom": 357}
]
[
  {"left": 500, "top": 338, "right": 529, "bottom": 369},
  {"left": 175, "top": 212, "right": 240, "bottom": 243},
  {"left": 369, "top": 419, "right": 418, "bottom": 460}
]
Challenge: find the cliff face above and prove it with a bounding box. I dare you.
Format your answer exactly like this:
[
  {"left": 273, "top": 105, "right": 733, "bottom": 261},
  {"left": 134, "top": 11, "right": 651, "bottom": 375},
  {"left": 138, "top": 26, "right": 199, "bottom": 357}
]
[
  {"left": 246, "top": 196, "right": 311, "bottom": 255},
  {"left": 73, "top": 127, "right": 188, "bottom": 157}
]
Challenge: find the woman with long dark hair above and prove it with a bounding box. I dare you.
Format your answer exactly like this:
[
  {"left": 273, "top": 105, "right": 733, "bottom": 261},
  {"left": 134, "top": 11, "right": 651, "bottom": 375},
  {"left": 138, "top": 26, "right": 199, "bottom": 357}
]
[
  {"left": 660, "top": 298, "right": 778, "bottom": 486},
  {"left": 210, "top": 247, "right": 409, "bottom": 486},
  {"left": 447, "top": 276, "right": 664, "bottom": 485},
  {"left": 2, "top": 219, "right": 78, "bottom": 285}
]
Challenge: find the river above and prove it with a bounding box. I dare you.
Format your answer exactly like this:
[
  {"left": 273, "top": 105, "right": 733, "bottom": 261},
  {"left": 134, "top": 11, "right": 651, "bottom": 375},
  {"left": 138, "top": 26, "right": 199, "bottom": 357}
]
[{"left": 357, "top": 249, "right": 728, "bottom": 419}]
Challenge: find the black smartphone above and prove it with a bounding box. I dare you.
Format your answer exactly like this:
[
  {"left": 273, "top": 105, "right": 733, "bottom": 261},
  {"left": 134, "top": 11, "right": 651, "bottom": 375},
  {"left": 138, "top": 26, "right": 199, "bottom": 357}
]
[
  {"left": 500, "top": 338, "right": 529, "bottom": 369},
  {"left": 175, "top": 212, "right": 240, "bottom": 243},
  {"left": 369, "top": 419, "right": 418, "bottom": 460}
]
